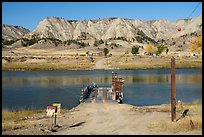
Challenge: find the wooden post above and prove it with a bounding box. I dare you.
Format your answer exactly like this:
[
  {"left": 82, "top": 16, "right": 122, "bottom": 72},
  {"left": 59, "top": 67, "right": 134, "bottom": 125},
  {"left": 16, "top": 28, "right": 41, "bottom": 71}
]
[
  {"left": 102, "top": 88, "right": 107, "bottom": 101},
  {"left": 53, "top": 113, "right": 56, "bottom": 127},
  {"left": 171, "top": 56, "right": 176, "bottom": 121},
  {"left": 118, "top": 78, "right": 123, "bottom": 96},
  {"left": 112, "top": 72, "right": 117, "bottom": 93},
  {"left": 93, "top": 88, "right": 98, "bottom": 102}
]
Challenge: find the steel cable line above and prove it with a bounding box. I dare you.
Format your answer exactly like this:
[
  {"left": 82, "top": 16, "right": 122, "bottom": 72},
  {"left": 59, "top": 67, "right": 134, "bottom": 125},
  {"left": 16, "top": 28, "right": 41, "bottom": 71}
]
[
  {"left": 187, "top": 2, "right": 201, "bottom": 19},
  {"left": 185, "top": 2, "right": 202, "bottom": 42},
  {"left": 177, "top": 2, "right": 201, "bottom": 31}
]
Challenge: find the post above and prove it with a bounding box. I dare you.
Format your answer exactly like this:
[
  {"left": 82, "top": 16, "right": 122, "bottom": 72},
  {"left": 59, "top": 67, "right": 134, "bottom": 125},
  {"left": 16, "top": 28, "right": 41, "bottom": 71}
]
[
  {"left": 118, "top": 78, "right": 123, "bottom": 96},
  {"left": 53, "top": 113, "right": 56, "bottom": 127},
  {"left": 93, "top": 88, "right": 98, "bottom": 102},
  {"left": 102, "top": 88, "right": 107, "bottom": 101},
  {"left": 112, "top": 72, "right": 117, "bottom": 93},
  {"left": 171, "top": 56, "right": 176, "bottom": 121}
]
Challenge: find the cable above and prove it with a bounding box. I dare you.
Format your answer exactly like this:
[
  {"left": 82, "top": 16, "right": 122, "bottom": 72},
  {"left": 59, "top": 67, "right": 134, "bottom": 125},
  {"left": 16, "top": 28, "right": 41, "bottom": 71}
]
[
  {"left": 173, "top": 2, "right": 201, "bottom": 28},
  {"left": 187, "top": 2, "right": 201, "bottom": 19},
  {"left": 177, "top": 2, "right": 201, "bottom": 31}
]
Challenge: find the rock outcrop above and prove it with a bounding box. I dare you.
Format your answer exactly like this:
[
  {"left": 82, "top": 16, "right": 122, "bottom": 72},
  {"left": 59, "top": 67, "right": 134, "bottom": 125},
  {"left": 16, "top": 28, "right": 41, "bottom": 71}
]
[
  {"left": 31, "top": 15, "right": 202, "bottom": 41},
  {"left": 2, "top": 15, "right": 202, "bottom": 50},
  {"left": 2, "top": 24, "right": 30, "bottom": 40}
]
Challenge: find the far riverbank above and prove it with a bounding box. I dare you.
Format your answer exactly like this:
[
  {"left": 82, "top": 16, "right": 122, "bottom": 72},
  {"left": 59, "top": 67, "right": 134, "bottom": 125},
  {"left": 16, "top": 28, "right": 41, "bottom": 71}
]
[{"left": 2, "top": 55, "right": 202, "bottom": 71}]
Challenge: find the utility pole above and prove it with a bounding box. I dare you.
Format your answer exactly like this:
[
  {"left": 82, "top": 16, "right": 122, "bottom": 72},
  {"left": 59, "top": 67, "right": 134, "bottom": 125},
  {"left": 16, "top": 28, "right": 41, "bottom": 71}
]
[{"left": 171, "top": 56, "right": 176, "bottom": 121}]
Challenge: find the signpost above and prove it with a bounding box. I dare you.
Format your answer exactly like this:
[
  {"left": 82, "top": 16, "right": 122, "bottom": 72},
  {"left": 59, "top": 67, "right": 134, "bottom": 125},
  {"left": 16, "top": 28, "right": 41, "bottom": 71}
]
[
  {"left": 171, "top": 56, "right": 176, "bottom": 122},
  {"left": 46, "top": 104, "right": 61, "bottom": 127},
  {"left": 46, "top": 106, "right": 57, "bottom": 117},
  {"left": 53, "top": 103, "right": 61, "bottom": 116}
]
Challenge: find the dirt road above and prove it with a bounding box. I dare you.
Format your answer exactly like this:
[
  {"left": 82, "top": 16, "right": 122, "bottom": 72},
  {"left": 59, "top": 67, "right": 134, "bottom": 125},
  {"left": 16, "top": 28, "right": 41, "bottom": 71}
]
[
  {"left": 2, "top": 102, "right": 201, "bottom": 135},
  {"left": 49, "top": 102, "right": 200, "bottom": 135},
  {"left": 93, "top": 57, "right": 109, "bottom": 70},
  {"left": 51, "top": 102, "right": 161, "bottom": 135}
]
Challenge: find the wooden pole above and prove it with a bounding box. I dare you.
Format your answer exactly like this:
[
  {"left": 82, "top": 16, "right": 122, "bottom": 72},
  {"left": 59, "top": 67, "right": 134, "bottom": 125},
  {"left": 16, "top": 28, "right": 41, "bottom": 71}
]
[
  {"left": 102, "top": 88, "right": 107, "bottom": 102},
  {"left": 53, "top": 113, "right": 56, "bottom": 127},
  {"left": 171, "top": 56, "right": 176, "bottom": 121},
  {"left": 112, "top": 72, "right": 117, "bottom": 93}
]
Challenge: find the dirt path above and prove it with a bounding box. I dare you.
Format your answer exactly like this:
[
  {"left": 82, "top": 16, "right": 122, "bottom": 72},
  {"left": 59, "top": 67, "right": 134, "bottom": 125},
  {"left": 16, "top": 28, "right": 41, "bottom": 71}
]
[
  {"left": 2, "top": 102, "right": 201, "bottom": 135},
  {"left": 94, "top": 57, "right": 109, "bottom": 70},
  {"left": 50, "top": 102, "right": 201, "bottom": 135},
  {"left": 50, "top": 102, "right": 170, "bottom": 135}
]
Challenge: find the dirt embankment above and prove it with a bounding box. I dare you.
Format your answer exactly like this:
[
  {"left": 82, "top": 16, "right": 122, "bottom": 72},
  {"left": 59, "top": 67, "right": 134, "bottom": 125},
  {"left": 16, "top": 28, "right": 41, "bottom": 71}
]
[{"left": 2, "top": 102, "right": 202, "bottom": 135}]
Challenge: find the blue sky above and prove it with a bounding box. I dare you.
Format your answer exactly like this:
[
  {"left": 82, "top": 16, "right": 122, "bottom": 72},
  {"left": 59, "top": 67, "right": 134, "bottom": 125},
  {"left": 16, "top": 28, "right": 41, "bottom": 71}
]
[{"left": 2, "top": 2, "right": 202, "bottom": 31}]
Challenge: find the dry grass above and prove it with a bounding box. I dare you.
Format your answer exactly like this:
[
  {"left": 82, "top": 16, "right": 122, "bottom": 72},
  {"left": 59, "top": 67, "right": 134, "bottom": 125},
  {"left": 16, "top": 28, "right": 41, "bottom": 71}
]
[
  {"left": 2, "top": 108, "right": 44, "bottom": 121},
  {"left": 2, "top": 53, "right": 202, "bottom": 71},
  {"left": 149, "top": 115, "right": 202, "bottom": 133},
  {"left": 148, "top": 100, "right": 202, "bottom": 133},
  {"left": 175, "top": 60, "right": 202, "bottom": 68},
  {"left": 2, "top": 108, "right": 44, "bottom": 131},
  {"left": 109, "top": 55, "right": 202, "bottom": 70},
  {"left": 2, "top": 60, "right": 93, "bottom": 71}
]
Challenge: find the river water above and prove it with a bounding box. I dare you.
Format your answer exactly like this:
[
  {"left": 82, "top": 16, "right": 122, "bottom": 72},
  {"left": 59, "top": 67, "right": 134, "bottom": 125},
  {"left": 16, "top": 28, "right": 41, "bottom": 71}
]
[{"left": 2, "top": 69, "right": 202, "bottom": 110}]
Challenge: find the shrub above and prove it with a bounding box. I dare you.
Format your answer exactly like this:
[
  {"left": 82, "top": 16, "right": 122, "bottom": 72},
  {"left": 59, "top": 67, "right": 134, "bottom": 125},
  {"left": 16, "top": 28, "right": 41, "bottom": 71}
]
[
  {"left": 131, "top": 46, "right": 140, "bottom": 55},
  {"left": 154, "top": 44, "right": 167, "bottom": 56},
  {"left": 136, "top": 30, "right": 158, "bottom": 44},
  {"left": 2, "top": 39, "right": 19, "bottom": 45},
  {"left": 189, "top": 36, "right": 202, "bottom": 54},
  {"left": 47, "top": 38, "right": 62, "bottom": 47},
  {"left": 21, "top": 37, "right": 39, "bottom": 47},
  {"left": 93, "top": 39, "right": 104, "bottom": 47},
  {"left": 146, "top": 44, "right": 156, "bottom": 55},
  {"left": 103, "top": 48, "right": 109, "bottom": 56}
]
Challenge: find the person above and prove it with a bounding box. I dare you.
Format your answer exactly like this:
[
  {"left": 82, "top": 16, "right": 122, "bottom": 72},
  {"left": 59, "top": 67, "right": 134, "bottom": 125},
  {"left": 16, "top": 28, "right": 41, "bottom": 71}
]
[
  {"left": 92, "top": 82, "right": 98, "bottom": 88},
  {"left": 92, "top": 82, "right": 96, "bottom": 87}
]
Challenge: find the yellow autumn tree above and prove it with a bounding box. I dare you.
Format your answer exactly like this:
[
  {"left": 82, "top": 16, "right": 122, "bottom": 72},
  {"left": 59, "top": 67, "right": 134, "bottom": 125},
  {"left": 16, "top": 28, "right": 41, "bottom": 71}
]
[
  {"left": 189, "top": 36, "right": 202, "bottom": 54},
  {"left": 146, "top": 44, "right": 155, "bottom": 55}
]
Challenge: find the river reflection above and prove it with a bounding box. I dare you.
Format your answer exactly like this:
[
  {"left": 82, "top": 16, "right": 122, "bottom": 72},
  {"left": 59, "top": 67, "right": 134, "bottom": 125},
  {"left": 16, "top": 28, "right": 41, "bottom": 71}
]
[
  {"left": 2, "top": 72, "right": 202, "bottom": 86},
  {"left": 2, "top": 69, "right": 202, "bottom": 110}
]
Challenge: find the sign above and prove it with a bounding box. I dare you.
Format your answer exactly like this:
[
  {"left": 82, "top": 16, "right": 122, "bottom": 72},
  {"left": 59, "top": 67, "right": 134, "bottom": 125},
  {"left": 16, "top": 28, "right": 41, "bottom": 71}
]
[
  {"left": 46, "top": 106, "right": 57, "bottom": 117},
  {"left": 53, "top": 103, "right": 61, "bottom": 115}
]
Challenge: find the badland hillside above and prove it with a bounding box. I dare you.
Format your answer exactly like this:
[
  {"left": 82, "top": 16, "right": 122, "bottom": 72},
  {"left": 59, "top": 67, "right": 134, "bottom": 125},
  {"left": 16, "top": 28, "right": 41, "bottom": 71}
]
[
  {"left": 2, "top": 15, "right": 202, "bottom": 71},
  {"left": 2, "top": 15, "right": 202, "bottom": 52}
]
